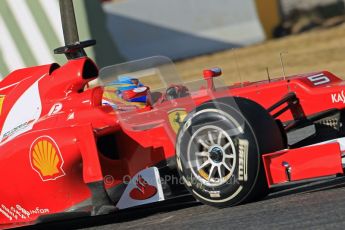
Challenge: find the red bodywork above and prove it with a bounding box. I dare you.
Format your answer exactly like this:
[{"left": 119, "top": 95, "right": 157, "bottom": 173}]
[{"left": 0, "top": 56, "right": 344, "bottom": 227}]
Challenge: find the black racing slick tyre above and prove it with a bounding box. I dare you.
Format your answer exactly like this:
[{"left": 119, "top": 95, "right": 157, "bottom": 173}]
[{"left": 176, "top": 97, "right": 285, "bottom": 207}]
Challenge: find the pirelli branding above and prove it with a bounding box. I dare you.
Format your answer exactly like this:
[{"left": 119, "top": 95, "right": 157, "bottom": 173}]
[{"left": 238, "top": 139, "right": 248, "bottom": 182}]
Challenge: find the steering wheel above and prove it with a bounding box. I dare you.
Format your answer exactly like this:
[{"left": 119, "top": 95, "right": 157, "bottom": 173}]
[
  {"left": 165, "top": 85, "right": 190, "bottom": 100},
  {"left": 147, "top": 85, "right": 190, "bottom": 106}
]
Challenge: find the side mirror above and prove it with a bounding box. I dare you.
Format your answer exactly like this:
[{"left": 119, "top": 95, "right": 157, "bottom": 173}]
[
  {"left": 203, "top": 67, "right": 222, "bottom": 91},
  {"left": 203, "top": 67, "right": 222, "bottom": 80}
]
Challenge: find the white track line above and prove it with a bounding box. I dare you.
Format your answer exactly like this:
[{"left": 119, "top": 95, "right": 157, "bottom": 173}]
[
  {"left": 7, "top": 0, "right": 55, "bottom": 64},
  {"left": 0, "top": 15, "right": 25, "bottom": 71},
  {"left": 39, "top": 0, "right": 64, "bottom": 46}
]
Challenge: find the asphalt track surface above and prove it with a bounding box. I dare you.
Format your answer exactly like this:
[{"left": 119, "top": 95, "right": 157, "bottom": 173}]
[{"left": 26, "top": 176, "right": 345, "bottom": 230}]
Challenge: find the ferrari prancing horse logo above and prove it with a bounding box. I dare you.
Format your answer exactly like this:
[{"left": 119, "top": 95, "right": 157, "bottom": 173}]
[
  {"left": 29, "top": 136, "right": 65, "bottom": 181},
  {"left": 168, "top": 109, "right": 187, "bottom": 134}
]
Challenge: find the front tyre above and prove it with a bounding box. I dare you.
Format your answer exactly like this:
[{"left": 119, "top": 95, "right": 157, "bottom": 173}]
[{"left": 176, "top": 97, "right": 285, "bottom": 207}]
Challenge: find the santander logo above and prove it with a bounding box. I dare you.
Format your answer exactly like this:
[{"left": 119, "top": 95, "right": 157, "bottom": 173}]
[{"left": 129, "top": 175, "right": 157, "bottom": 200}]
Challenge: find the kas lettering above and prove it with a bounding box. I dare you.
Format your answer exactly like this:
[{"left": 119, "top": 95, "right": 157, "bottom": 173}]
[{"left": 331, "top": 90, "right": 345, "bottom": 103}]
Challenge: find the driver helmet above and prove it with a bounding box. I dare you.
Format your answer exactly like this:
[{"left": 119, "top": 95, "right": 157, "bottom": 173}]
[{"left": 111, "top": 76, "right": 148, "bottom": 103}]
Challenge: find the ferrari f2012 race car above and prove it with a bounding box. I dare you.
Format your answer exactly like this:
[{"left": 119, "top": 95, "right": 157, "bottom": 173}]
[{"left": 2, "top": 0, "right": 345, "bottom": 228}]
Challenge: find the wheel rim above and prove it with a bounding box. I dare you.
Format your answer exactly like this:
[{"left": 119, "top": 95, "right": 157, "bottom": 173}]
[{"left": 187, "top": 125, "right": 237, "bottom": 187}]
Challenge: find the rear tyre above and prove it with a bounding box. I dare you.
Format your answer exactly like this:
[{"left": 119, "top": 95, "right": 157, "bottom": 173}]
[{"left": 176, "top": 97, "right": 285, "bottom": 207}]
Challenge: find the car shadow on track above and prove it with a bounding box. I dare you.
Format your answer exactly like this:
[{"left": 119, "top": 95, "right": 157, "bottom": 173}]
[
  {"left": 18, "top": 195, "right": 200, "bottom": 230},
  {"left": 267, "top": 175, "right": 345, "bottom": 199},
  {"left": 17, "top": 176, "right": 345, "bottom": 230}
]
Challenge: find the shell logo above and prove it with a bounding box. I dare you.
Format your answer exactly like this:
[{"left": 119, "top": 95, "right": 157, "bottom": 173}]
[{"left": 29, "top": 136, "right": 65, "bottom": 181}]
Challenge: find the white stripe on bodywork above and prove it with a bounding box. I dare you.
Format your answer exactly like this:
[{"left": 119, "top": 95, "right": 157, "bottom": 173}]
[
  {"left": 310, "top": 137, "right": 345, "bottom": 151},
  {"left": 0, "top": 15, "right": 25, "bottom": 71},
  {"left": 7, "top": 0, "right": 54, "bottom": 64},
  {"left": 0, "top": 76, "right": 45, "bottom": 143}
]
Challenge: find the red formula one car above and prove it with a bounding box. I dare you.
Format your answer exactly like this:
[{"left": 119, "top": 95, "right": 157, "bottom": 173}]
[{"left": 2, "top": 0, "right": 345, "bottom": 229}]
